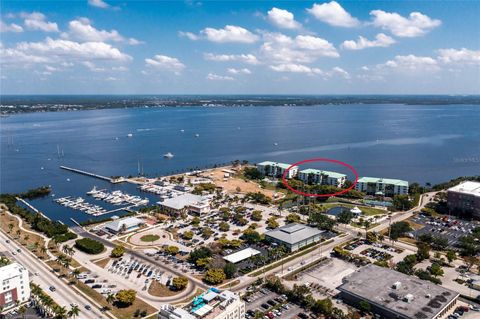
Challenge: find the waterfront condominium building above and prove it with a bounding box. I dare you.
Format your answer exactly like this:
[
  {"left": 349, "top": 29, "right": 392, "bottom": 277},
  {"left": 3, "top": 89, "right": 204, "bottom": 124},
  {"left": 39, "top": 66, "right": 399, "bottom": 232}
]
[
  {"left": 0, "top": 262, "right": 31, "bottom": 311},
  {"left": 355, "top": 177, "right": 409, "bottom": 196},
  {"left": 158, "top": 288, "right": 245, "bottom": 319},
  {"left": 447, "top": 181, "right": 480, "bottom": 219},
  {"left": 256, "top": 161, "right": 298, "bottom": 179},
  {"left": 297, "top": 169, "right": 347, "bottom": 187}
]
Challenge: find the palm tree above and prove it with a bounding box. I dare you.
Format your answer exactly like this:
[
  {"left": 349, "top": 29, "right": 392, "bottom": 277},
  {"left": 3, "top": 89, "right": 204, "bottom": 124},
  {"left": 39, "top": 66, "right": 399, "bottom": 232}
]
[
  {"left": 24, "top": 234, "right": 30, "bottom": 242},
  {"left": 68, "top": 305, "right": 80, "bottom": 319},
  {"left": 33, "top": 241, "right": 40, "bottom": 251},
  {"left": 62, "top": 245, "right": 69, "bottom": 255},
  {"left": 54, "top": 305, "right": 67, "bottom": 319},
  {"left": 16, "top": 229, "right": 21, "bottom": 238},
  {"left": 106, "top": 293, "right": 116, "bottom": 305},
  {"left": 40, "top": 246, "right": 48, "bottom": 256},
  {"left": 8, "top": 223, "right": 14, "bottom": 233}
]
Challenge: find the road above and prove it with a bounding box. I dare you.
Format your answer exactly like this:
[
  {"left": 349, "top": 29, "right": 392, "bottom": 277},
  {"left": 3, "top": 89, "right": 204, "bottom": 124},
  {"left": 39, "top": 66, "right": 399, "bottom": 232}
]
[{"left": 0, "top": 230, "right": 107, "bottom": 319}]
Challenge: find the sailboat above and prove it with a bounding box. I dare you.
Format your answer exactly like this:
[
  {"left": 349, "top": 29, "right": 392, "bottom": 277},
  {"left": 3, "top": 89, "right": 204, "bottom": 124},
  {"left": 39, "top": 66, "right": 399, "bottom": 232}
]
[{"left": 163, "top": 152, "right": 174, "bottom": 159}]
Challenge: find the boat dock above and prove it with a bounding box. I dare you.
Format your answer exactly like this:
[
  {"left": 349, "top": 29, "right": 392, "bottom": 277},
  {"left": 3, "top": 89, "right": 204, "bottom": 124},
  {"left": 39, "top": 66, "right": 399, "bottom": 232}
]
[
  {"left": 60, "top": 166, "right": 124, "bottom": 183},
  {"left": 16, "top": 197, "right": 51, "bottom": 221}
]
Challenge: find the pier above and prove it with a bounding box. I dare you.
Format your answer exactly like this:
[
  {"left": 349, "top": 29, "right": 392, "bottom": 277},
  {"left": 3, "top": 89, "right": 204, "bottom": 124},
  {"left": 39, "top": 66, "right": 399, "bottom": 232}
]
[
  {"left": 16, "top": 197, "right": 51, "bottom": 221},
  {"left": 60, "top": 166, "right": 124, "bottom": 183}
]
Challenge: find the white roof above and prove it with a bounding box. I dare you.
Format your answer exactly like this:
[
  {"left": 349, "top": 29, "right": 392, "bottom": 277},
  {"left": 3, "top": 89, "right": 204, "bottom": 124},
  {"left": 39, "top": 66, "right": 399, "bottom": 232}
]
[
  {"left": 0, "top": 262, "right": 27, "bottom": 281},
  {"left": 202, "top": 291, "right": 218, "bottom": 302},
  {"left": 193, "top": 304, "right": 213, "bottom": 316},
  {"left": 350, "top": 206, "right": 362, "bottom": 214},
  {"left": 105, "top": 217, "right": 143, "bottom": 231},
  {"left": 158, "top": 193, "right": 207, "bottom": 210},
  {"left": 448, "top": 181, "right": 480, "bottom": 197},
  {"left": 265, "top": 223, "right": 324, "bottom": 245},
  {"left": 223, "top": 248, "right": 261, "bottom": 264}
]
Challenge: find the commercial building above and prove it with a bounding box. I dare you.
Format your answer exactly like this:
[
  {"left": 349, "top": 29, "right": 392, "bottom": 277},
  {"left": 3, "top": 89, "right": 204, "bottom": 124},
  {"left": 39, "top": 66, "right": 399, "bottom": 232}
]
[
  {"left": 355, "top": 177, "right": 409, "bottom": 196},
  {"left": 223, "top": 248, "right": 260, "bottom": 264},
  {"left": 256, "top": 161, "right": 298, "bottom": 179},
  {"left": 158, "top": 193, "right": 211, "bottom": 215},
  {"left": 158, "top": 288, "right": 245, "bottom": 319},
  {"left": 264, "top": 223, "right": 324, "bottom": 252},
  {"left": 104, "top": 216, "right": 143, "bottom": 234},
  {"left": 447, "top": 181, "right": 480, "bottom": 219},
  {"left": 0, "top": 262, "right": 31, "bottom": 311},
  {"left": 298, "top": 169, "right": 347, "bottom": 187},
  {"left": 338, "top": 264, "right": 459, "bottom": 319}
]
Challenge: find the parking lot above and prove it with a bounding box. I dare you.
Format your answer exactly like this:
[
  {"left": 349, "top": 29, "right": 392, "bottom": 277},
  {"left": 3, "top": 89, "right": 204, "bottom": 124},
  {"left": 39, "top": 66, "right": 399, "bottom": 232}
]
[
  {"left": 244, "top": 288, "right": 304, "bottom": 319},
  {"left": 344, "top": 239, "right": 409, "bottom": 263},
  {"left": 410, "top": 214, "right": 480, "bottom": 248}
]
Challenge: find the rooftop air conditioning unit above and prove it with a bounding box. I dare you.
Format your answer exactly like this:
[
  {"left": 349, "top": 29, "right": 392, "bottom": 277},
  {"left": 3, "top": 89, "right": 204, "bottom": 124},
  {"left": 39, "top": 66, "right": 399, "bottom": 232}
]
[
  {"left": 393, "top": 281, "right": 402, "bottom": 289},
  {"left": 404, "top": 294, "right": 414, "bottom": 303}
]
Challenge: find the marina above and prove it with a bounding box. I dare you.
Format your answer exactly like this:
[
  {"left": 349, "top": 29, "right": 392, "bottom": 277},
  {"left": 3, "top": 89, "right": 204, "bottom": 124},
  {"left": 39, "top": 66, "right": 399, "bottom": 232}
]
[{"left": 87, "top": 187, "right": 149, "bottom": 206}]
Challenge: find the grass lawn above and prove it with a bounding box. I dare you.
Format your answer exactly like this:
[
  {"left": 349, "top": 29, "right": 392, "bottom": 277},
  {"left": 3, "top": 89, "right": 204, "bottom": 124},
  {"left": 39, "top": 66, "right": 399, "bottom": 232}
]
[
  {"left": 140, "top": 234, "right": 160, "bottom": 242},
  {"left": 75, "top": 281, "right": 157, "bottom": 319},
  {"left": 0, "top": 211, "right": 49, "bottom": 259},
  {"left": 320, "top": 202, "right": 387, "bottom": 216},
  {"left": 148, "top": 281, "right": 182, "bottom": 297}
]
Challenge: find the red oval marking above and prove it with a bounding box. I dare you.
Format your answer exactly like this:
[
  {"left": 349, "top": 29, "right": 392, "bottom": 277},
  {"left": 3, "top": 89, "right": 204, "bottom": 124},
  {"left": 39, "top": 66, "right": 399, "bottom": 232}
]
[{"left": 281, "top": 158, "right": 358, "bottom": 197}]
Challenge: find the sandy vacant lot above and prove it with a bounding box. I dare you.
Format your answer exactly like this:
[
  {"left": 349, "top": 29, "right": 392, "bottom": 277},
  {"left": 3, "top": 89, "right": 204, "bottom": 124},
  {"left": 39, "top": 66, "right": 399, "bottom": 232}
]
[{"left": 200, "top": 166, "right": 279, "bottom": 198}]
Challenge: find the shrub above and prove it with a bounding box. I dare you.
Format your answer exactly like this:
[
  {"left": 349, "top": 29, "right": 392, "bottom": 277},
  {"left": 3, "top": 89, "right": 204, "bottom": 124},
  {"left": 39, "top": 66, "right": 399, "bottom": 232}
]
[
  {"left": 74, "top": 238, "right": 104, "bottom": 254},
  {"left": 111, "top": 245, "right": 125, "bottom": 258}
]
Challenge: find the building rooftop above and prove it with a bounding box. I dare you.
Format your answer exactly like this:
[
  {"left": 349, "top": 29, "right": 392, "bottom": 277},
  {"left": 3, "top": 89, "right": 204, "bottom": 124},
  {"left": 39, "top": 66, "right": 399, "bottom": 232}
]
[
  {"left": 0, "top": 262, "right": 27, "bottom": 280},
  {"left": 158, "top": 193, "right": 208, "bottom": 210},
  {"left": 448, "top": 181, "right": 480, "bottom": 197},
  {"left": 256, "top": 161, "right": 296, "bottom": 170},
  {"left": 265, "top": 223, "right": 324, "bottom": 245},
  {"left": 104, "top": 217, "right": 143, "bottom": 232},
  {"left": 299, "top": 168, "right": 346, "bottom": 179},
  {"left": 338, "top": 264, "right": 459, "bottom": 319},
  {"left": 223, "top": 248, "right": 260, "bottom": 264},
  {"left": 357, "top": 177, "right": 409, "bottom": 187}
]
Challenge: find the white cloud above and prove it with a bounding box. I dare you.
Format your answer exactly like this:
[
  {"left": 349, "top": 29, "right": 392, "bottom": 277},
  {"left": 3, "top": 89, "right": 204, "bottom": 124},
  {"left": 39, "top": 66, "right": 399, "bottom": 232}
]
[
  {"left": 1, "top": 37, "right": 132, "bottom": 66},
  {"left": 206, "top": 73, "right": 234, "bottom": 81},
  {"left": 82, "top": 61, "right": 105, "bottom": 72},
  {"left": 380, "top": 54, "right": 438, "bottom": 71},
  {"left": 203, "top": 53, "right": 260, "bottom": 65},
  {"left": 227, "top": 68, "right": 251, "bottom": 75},
  {"left": 106, "top": 76, "right": 117, "bottom": 81},
  {"left": 260, "top": 32, "right": 339, "bottom": 65},
  {"left": 307, "top": 1, "right": 359, "bottom": 27},
  {"left": 437, "top": 48, "right": 480, "bottom": 65},
  {"left": 145, "top": 54, "right": 185, "bottom": 74},
  {"left": 270, "top": 63, "right": 323, "bottom": 75},
  {"left": 62, "top": 18, "right": 123, "bottom": 42},
  {"left": 267, "top": 7, "right": 301, "bottom": 30},
  {"left": 331, "top": 66, "right": 350, "bottom": 79},
  {"left": 21, "top": 12, "right": 59, "bottom": 32},
  {"left": 178, "top": 31, "right": 199, "bottom": 41},
  {"left": 88, "top": 0, "right": 110, "bottom": 8},
  {"left": 128, "top": 38, "right": 144, "bottom": 45},
  {"left": 201, "top": 25, "right": 259, "bottom": 43},
  {"left": 370, "top": 10, "right": 441, "bottom": 37},
  {"left": 112, "top": 66, "right": 129, "bottom": 71},
  {"left": 341, "top": 33, "right": 395, "bottom": 50},
  {"left": 0, "top": 20, "right": 23, "bottom": 33}
]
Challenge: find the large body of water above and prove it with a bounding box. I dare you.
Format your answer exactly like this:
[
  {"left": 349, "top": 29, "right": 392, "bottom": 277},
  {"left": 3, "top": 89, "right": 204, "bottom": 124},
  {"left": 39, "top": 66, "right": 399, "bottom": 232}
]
[{"left": 1, "top": 105, "right": 479, "bottom": 224}]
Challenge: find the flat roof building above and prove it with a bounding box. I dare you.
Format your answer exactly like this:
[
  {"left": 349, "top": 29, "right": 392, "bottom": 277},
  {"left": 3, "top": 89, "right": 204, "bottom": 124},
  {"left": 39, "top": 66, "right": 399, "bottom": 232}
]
[
  {"left": 223, "top": 248, "right": 260, "bottom": 264},
  {"left": 355, "top": 177, "right": 409, "bottom": 197},
  {"left": 298, "top": 168, "right": 347, "bottom": 187},
  {"left": 256, "top": 161, "right": 298, "bottom": 179},
  {"left": 447, "top": 181, "right": 480, "bottom": 219},
  {"left": 338, "top": 264, "right": 459, "bottom": 319},
  {"left": 0, "top": 262, "right": 31, "bottom": 311},
  {"left": 264, "top": 223, "right": 324, "bottom": 252},
  {"left": 158, "top": 193, "right": 211, "bottom": 215},
  {"left": 104, "top": 216, "right": 143, "bottom": 234},
  {"left": 158, "top": 288, "right": 245, "bottom": 319}
]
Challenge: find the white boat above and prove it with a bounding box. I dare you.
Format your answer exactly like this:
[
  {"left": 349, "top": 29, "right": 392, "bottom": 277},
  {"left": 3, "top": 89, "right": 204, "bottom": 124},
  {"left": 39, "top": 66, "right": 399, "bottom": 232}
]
[
  {"left": 87, "top": 186, "right": 98, "bottom": 195},
  {"left": 273, "top": 142, "right": 278, "bottom": 146},
  {"left": 180, "top": 129, "right": 185, "bottom": 132},
  {"left": 163, "top": 152, "right": 174, "bottom": 158},
  {"left": 194, "top": 133, "right": 200, "bottom": 137},
  {"left": 127, "top": 133, "right": 133, "bottom": 137}
]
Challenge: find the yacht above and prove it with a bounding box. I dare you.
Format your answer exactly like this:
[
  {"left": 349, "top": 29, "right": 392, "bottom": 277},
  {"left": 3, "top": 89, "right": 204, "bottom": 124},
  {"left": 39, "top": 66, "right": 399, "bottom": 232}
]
[
  {"left": 127, "top": 133, "right": 133, "bottom": 137},
  {"left": 163, "top": 152, "right": 174, "bottom": 159},
  {"left": 194, "top": 133, "right": 200, "bottom": 137}
]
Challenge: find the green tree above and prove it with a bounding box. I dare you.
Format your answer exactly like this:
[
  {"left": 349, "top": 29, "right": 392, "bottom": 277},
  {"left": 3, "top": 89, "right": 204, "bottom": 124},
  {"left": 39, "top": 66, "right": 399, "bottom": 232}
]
[
  {"left": 218, "top": 222, "right": 230, "bottom": 232},
  {"left": 251, "top": 210, "right": 263, "bottom": 221},
  {"left": 182, "top": 231, "right": 194, "bottom": 240},
  {"left": 223, "top": 263, "right": 237, "bottom": 279},
  {"left": 204, "top": 268, "right": 226, "bottom": 284},
  {"left": 285, "top": 213, "right": 301, "bottom": 224},
  {"left": 446, "top": 250, "right": 456, "bottom": 264},
  {"left": 429, "top": 263, "right": 444, "bottom": 278},
  {"left": 267, "top": 217, "right": 279, "bottom": 229},
  {"left": 416, "top": 242, "right": 431, "bottom": 261},
  {"left": 337, "top": 210, "right": 354, "bottom": 225},
  {"left": 359, "top": 301, "right": 371, "bottom": 314},
  {"left": 110, "top": 245, "right": 125, "bottom": 258},
  {"left": 389, "top": 221, "right": 412, "bottom": 241},
  {"left": 392, "top": 194, "right": 413, "bottom": 211},
  {"left": 171, "top": 277, "right": 188, "bottom": 290},
  {"left": 191, "top": 216, "right": 201, "bottom": 226},
  {"left": 115, "top": 289, "right": 136, "bottom": 307}
]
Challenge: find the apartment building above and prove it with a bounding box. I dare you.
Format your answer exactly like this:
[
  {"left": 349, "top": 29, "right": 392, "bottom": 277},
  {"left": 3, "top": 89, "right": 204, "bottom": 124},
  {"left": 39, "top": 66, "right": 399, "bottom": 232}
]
[
  {"left": 355, "top": 177, "right": 409, "bottom": 196},
  {"left": 298, "top": 168, "right": 347, "bottom": 187},
  {"left": 256, "top": 161, "right": 298, "bottom": 179},
  {"left": 0, "top": 262, "right": 31, "bottom": 311}
]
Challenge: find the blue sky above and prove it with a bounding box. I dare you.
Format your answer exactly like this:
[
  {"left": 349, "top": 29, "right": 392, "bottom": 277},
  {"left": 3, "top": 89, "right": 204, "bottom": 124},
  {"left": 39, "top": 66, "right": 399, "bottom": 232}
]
[{"left": 1, "top": 0, "right": 479, "bottom": 94}]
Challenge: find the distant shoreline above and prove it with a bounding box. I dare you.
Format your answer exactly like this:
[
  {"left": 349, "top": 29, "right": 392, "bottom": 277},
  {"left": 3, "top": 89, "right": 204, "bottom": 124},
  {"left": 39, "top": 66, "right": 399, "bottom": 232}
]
[{"left": 1, "top": 95, "right": 479, "bottom": 115}]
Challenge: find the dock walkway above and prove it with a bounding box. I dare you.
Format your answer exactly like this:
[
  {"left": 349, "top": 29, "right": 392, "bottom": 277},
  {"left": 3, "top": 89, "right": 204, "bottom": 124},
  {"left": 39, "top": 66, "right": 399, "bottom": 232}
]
[{"left": 60, "top": 166, "right": 121, "bottom": 183}]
